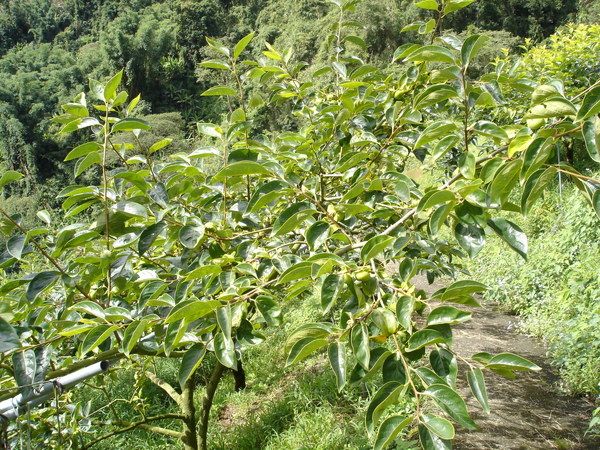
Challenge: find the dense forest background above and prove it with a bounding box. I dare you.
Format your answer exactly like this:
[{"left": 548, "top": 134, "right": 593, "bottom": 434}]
[
  {"left": 1, "top": 0, "right": 599, "bottom": 208},
  {"left": 0, "top": 1, "right": 600, "bottom": 447}
]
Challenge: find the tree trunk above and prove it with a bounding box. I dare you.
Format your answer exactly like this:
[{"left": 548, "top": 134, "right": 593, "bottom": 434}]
[
  {"left": 233, "top": 360, "right": 246, "bottom": 391},
  {"left": 198, "top": 362, "right": 225, "bottom": 450},
  {"left": 181, "top": 376, "right": 198, "bottom": 450}
]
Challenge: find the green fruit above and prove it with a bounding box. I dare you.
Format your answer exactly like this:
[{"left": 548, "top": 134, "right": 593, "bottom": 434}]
[
  {"left": 371, "top": 308, "right": 398, "bottom": 335},
  {"left": 355, "top": 271, "right": 372, "bottom": 282},
  {"left": 343, "top": 273, "right": 353, "bottom": 286}
]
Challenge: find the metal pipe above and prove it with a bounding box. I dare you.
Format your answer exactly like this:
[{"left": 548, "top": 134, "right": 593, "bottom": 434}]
[{"left": 0, "top": 360, "right": 111, "bottom": 422}]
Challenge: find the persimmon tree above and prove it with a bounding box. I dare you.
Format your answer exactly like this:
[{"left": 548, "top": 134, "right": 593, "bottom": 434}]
[{"left": 1, "top": 0, "right": 599, "bottom": 449}]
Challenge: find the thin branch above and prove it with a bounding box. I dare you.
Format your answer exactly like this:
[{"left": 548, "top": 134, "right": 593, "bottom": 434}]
[
  {"left": 143, "top": 371, "right": 182, "bottom": 406},
  {"left": 81, "top": 414, "right": 185, "bottom": 449}
]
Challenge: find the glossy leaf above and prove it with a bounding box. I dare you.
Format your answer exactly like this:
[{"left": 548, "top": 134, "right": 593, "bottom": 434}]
[
  {"left": 256, "top": 295, "right": 282, "bottom": 326},
  {"left": 467, "top": 368, "right": 490, "bottom": 413},
  {"left": 0, "top": 317, "right": 20, "bottom": 353},
  {"left": 373, "top": 415, "right": 412, "bottom": 450},
  {"left": 214, "top": 332, "right": 237, "bottom": 370},
  {"left": 26, "top": 271, "right": 59, "bottom": 301},
  {"left": 321, "top": 273, "right": 343, "bottom": 313},
  {"left": 179, "top": 344, "right": 206, "bottom": 388},
  {"left": 350, "top": 324, "right": 370, "bottom": 370},
  {"left": 485, "top": 353, "right": 542, "bottom": 371},
  {"left": 582, "top": 117, "right": 600, "bottom": 163},
  {"left": 361, "top": 235, "right": 395, "bottom": 263},
  {"left": 285, "top": 337, "right": 328, "bottom": 366},
  {"left": 424, "top": 384, "right": 477, "bottom": 430},
  {"left": 365, "top": 381, "right": 405, "bottom": 435},
  {"left": 427, "top": 306, "right": 471, "bottom": 325},
  {"left": 328, "top": 342, "right": 346, "bottom": 392},
  {"left": 406, "top": 329, "right": 446, "bottom": 352},
  {"left": 576, "top": 85, "right": 600, "bottom": 121},
  {"left": 422, "top": 414, "right": 455, "bottom": 440},
  {"left": 487, "top": 218, "right": 528, "bottom": 260},
  {"left": 454, "top": 222, "right": 485, "bottom": 258}
]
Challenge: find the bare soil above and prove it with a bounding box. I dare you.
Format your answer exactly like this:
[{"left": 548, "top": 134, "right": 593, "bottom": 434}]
[{"left": 413, "top": 276, "right": 600, "bottom": 450}]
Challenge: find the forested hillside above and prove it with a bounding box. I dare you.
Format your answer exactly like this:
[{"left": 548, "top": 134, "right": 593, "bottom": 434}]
[
  {"left": 0, "top": 0, "right": 597, "bottom": 204},
  {"left": 0, "top": 0, "right": 599, "bottom": 448}
]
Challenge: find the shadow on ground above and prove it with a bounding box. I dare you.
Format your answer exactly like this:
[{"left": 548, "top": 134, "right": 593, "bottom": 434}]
[{"left": 413, "top": 275, "right": 599, "bottom": 450}]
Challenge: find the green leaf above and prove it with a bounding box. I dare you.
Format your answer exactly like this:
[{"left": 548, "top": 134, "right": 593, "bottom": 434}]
[
  {"left": 0, "top": 171, "right": 24, "bottom": 190},
  {"left": 461, "top": 34, "right": 489, "bottom": 67},
  {"left": 361, "top": 235, "right": 394, "bottom": 263},
  {"left": 214, "top": 332, "right": 237, "bottom": 370},
  {"left": 414, "top": 0, "right": 438, "bottom": 10},
  {"left": 199, "top": 59, "right": 230, "bottom": 70},
  {"left": 417, "top": 190, "right": 456, "bottom": 212},
  {"left": 138, "top": 222, "right": 166, "bottom": 255},
  {"left": 454, "top": 222, "right": 485, "bottom": 258},
  {"left": 201, "top": 86, "right": 237, "bottom": 96},
  {"left": 439, "top": 280, "right": 488, "bottom": 301},
  {"left": 104, "top": 70, "right": 123, "bottom": 101},
  {"left": 371, "top": 308, "right": 398, "bottom": 335},
  {"left": 396, "top": 295, "right": 415, "bottom": 332},
  {"left": 429, "top": 203, "right": 453, "bottom": 235},
  {"left": 0, "top": 317, "right": 20, "bottom": 353},
  {"left": 487, "top": 159, "right": 522, "bottom": 207},
  {"left": 247, "top": 180, "right": 288, "bottom": 213},
  {"left": 184, "top": 265, "right": 222, "bottom": 281},
  {"left": 365, "top": 381, "right": 405, "bottom": 435},
  {"left": 112, "top": 201, "right": 147, "bottom": 219},
  {"left": 256, "top": 295, "right": 282, "bottom": 326},
  {"left": 216, "top": 305, "right": 232, "bottom": 340},
  {"left": 164, "top": 320, "right": 187, "bottom": 357},
  {"left": 26, "top": 271, "right": 59, "bottom": 301},
  {"left": 64, "top": 142, "right": 102, "bottom": 161},
  {"left": 164, "top": 300, "right": 221, "bottom": 324},
  {"left": 179, "top": 224, "right": 205, "bottom": 249},
  {"left": 487, "top": 218, "right": 528, "bottom": 260},
  {"left": 149, "top": 138, "right": 173, "bottom": 154},
  {"left": 525, "top": 97, "right": 576, "bottom": 119},
  {"left": 278, "top": 261, "right": 313, "bottom": 284},
  {"left": 284, "top": 323, "right": 334, "bottom": 354},
  {"left": 427, "top": 306, "right": 471, "bottom": 325},
  {"left": 206, "top": 37, "right": 230, "bottom": 56},
  {"left": 424, "top": 384, "right": 477, "bottom": 430},
  {"left": 406, "top": 329, "right": 446, "bottom": 351},
  {"left": 122, "top": 318, "right": 150, "bottom": 356},
  {"left": 374, "top": 415, "right": 412, "bottom": 450},
  {"left": 61, "top": 103, "right": 88, "bottom": 117},
  {"left": 422, "top": 414, "right": 455, "bottom": 440},
  {"left": 112, "top": 118, "right": 152, "bottom": 132},
  {"left": 414, "top": 121, "right": 457, "bottom": 149},
  {"left": 7, "top": 235, "right": 26, "bottom": 260},
  {"left": 350, "top": 324, "right": 370, "bottom": 370},
  {"left": 306, "top": 221, "right": 330, "bottom": 251},
  {"left": 286, "top": 337, "right": 328, "bottom": 366},
  {"left": 406, "top": 46, "right": 457, "bottom": 65},
  {"left": 582, "top": 117, "right": 600, "bottom": 163},
  {"left": 467, "top": 368, "right": 490, "bottom": 413},
  {"left": 71, "top": 301, "right": 106, "bottom": 319},
  {"left": 321, "top": 274, "right": 343, "bottom": 314},
  {"left": 213, "top": 161, "right": 271, "bottom": 182},
  {"left": 485, "top": 353, "right": 542, "bottom": 371},
  {"left": 521, "top": 167, "right": 558, "bottom": 216},
  {"left": 272, "top": 202, "right": 317, "bottom": 236},
  {"left": 473, "top": 120, "right": 508, "bottom": 140},
  {"left": 594, "top": 190, "right": 600, "bottom": 220},
  {"left": 81, "top": 325, "right": 118, "bottom": 356},
  {"left": 328, "top": 342, "right": 346, "bottom": 392},
  {"left": 576, "top": 85, "right": 600, "bottom": 121},
  {"left": 234, "top": 32, "right": 255, "bottom": 59},
  {"left": 418, "top": 423, "right": 451, "bottom": 450},
  {"left": 414, "top": 85, "right": 459, "bottom": 110},
  {"left": 74, "top": 151, "right": 101, "bottom": 177},
  {"left": 360, "top": 348, "right": 394, "bottom": 382},
  {"left": 521, "top": 137, "right": 553, "bottom": 181},
  {"left": 444, "top": 0, "right": 476, "bottom": 14},
  {"left": 179, "top": 344, "right": 206, "bottom": 388}
]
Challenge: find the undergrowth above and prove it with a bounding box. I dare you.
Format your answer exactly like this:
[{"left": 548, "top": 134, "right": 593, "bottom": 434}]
[{"left": 468, "top": 178, "right": 600, "bottom": 396}]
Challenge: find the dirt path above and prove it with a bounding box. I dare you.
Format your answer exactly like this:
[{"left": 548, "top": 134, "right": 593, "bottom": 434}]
[{"left": 413, "top": 276, "right": 599, "bottom": 449}]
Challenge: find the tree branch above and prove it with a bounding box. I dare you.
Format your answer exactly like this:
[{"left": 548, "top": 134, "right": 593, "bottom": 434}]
[
  {"left": 143, "top": 371, "right": 182, "bottom": 406},
  {"left": 81, "top": 414, "right": 185, "bottom": 449}
]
